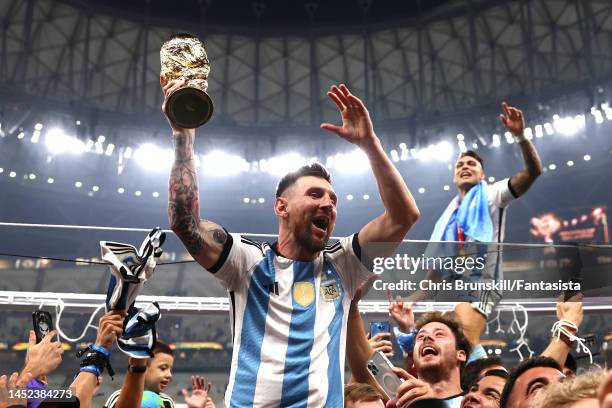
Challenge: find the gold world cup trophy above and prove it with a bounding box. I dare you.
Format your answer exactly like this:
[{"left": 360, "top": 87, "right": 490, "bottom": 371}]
[{"left": 160, "top": 33, "right": 213, "bottom": 128}]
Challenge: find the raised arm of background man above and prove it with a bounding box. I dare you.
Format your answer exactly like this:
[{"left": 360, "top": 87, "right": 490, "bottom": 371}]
[
  {"left": 71, "top": 310, "right": 124, "bottom": 408},
  {"left": 500, "top": 101, "right": 543, "bottom": 197},
  {"left": 541, "top": 295, "right": 583, "bottom": 366},
  {"left": 321, "top": 84, "right": 420, "bottom": 248},
  {"left": 161, "top": 75, "right": 227, "bottom": 270}
]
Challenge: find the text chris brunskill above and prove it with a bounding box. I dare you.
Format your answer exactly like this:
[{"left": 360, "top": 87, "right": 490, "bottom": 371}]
[{"left": 372, "top": 279, "right": 582, "bottom": 292}]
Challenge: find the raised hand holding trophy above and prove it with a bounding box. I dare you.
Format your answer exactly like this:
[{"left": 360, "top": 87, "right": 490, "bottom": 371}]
[{"left": 160, "top": 33, "right": 213, "bottom": 128}]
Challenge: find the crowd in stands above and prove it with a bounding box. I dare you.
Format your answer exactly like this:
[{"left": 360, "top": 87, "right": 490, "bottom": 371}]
[{"left": 1, "top": 292, "right": 610, "bottom": 408}]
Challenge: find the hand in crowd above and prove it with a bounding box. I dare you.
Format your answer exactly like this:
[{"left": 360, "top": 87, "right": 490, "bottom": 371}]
[
  {"left": 556, "top": 293, "right": 584, "bottom": 329},
  {"left": 95, "top": 309, "right": 125, "bottom": 349},
  {"left": 23, "top": 330, "right": 63, "bottom": 379},
  {"left": 387, "top": 289, "right": 415, "bottom": 333},
  {"left": 368, "top": 332, "right": 394, "bottom": 358},
  {"left": 182, "top": 375, "right": 213, "bottom": 408},
  {"left": 0, "top": 371, "right": 33, "bottom": 406},
  {"left": 385, "top": 367, "right": 434, "bottom": 408},
  {"left": 350, "top": 274, "right": 380, "bottom": 317}
]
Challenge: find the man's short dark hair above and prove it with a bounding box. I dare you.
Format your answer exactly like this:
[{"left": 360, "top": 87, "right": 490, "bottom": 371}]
[
  {"left": 344, "top": 383, "right": 383, "bottom": 404},
  {"left": 415, "top": 311, "right": 472, "bottom": 371},
  {"left": 564, "top": 353, "right": 577, "bottom": 374},
  {"left": 459, "top": 150, "right": 484, "bottom": 168},
  {"left": 152, "top": 340, "right": 174, "bottom": 357},
  {"left": 499, "top": 356, "right": 562, "bottom": 408},
  {"left": 461, "top": 356, "right": 505, "bottom": 391},
  {"left": 275, "top": 162, "right": 332, "bottom": 197}
]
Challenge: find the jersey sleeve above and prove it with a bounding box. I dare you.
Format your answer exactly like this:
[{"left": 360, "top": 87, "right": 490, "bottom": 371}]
[
  {"left": 103, "top": 389, "right": 120, "bottom": 408},
  {"left": 487, "top": 178, "right": 517, "bottom": 209},
  {"left": 159, "top": 392, "right": 175, "bottom": 408},
  {"left": 207, "top": 232, "right": 265, "bottom": 291},
  {"left": 325, "top": 233, "right": 373, "bottom": 298}
]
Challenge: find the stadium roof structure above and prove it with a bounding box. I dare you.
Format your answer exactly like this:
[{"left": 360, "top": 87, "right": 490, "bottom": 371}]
[{"left": 1, "top": 0, "right": 612, "bottom": 142}]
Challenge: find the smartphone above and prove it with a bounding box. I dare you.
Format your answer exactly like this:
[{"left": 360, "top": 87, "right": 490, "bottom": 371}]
[
  {"left": 367, "top": 351, "right": 404, "bottom": 399},
  {"left": 603, "top": 338, "right": 612, "bottom": 369},
  {"left": 32, "top": 311, "right": 54, "bottom": 343},
  {"left": 370, "top": 321, "right": 391, "bottom": 337}
]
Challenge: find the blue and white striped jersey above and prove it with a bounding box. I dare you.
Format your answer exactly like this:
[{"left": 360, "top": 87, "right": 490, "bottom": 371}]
[{"left": 208, "top": 233, "right": 371, "bottom": 408}]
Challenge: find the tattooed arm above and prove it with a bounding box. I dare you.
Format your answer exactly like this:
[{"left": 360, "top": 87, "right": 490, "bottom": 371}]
[
  {"left": 162, "top": 76, "right": 228, "bottom": 270},
  {"left": 499, "top": 102, "right": 543, "bottom": 197}
]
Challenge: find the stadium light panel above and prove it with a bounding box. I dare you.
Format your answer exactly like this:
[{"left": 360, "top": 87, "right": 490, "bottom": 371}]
[
  {"left": 534, "top": 125, "right": 543, "bottom": 138},
  {"left": 261, "top": 152, "right": 307, "bottom": 176},
  {"left": 326, "top": 149, "right": 368, "bottom": 174},
  {"left": 31, "top": 130, "right": 40, "bottom": 143},
  {"left": 492, "top": 134, "right": 501, "bottom": 147},
  {"left": 45, "top": 128, "right": 86, "bottom": 155},
  {"left": 134, "top": 143, "right": 173, "bottom": 171},
  {"left": 123, "top": 146, "right": 133, "bottom": 159},
  {"left": 543, "top": 123, "right": 554, "bottom": 135},
  {"left": 201, "top": 150, "right": 249, "bottom": 176},
  {"left": 390, "top": 149, "right": 400, "bottom": 162}
]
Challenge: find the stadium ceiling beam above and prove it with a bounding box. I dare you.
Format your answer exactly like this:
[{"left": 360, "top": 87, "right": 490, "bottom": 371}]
[
  {"left": 575, "top": 0, "right": 596, "bottom": 83},
  {"left": 115, "top": 28, "right": 143, "bottom": 112},
  {"left": 520, "top": 0, "right": 536, "bottom": 92},
  {"left": 0, "top": 0, "right": 20, "bottom": 80},
  {"left": 445, "top": 18, "right": 469, "bottom": 108},
  {"left": 468, "top": 1, "right": 483, "bottom": 99},
  {"left": 392, "top": 29, "right": 418, "bottom": 112},
  {"left": 14, "top": 0, "right": 34, "bottom": 83},
  {"left": 282, "top": 36, "right": 290, "bottom": 123},
  {"left": 219, "top": 35, "right": 233, "bottom": 121},
  {"left": 43, "top": 9, "right": 84, "bottom": 98}
]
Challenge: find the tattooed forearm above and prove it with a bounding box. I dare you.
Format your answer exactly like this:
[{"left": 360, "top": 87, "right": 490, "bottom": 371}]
[
  {"left": 518, "top": 139, "right": 543, "bottom": 177},
  {"left": 511, "top": 140, "right": 543, "bottom": 197},
  {"left": 169, "top": 131, "right": 203, "bottom": 254},
  {"left": 168, "top": 201, "right": 205, "bottom": 254},
  {"left": 173, "top": 132, "right": 195, "bottom": 162}
]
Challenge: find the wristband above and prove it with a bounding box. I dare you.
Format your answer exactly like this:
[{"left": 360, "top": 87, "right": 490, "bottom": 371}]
[
  {"left": 80, "top": 365, "right": 102, "bottom": 377},
  {"left": 90, "top": 343, "right": 111, "bottom": 358},
  {"left": 128, "top": 364, "right": 147, "bottom": 374},
  {"left": 551, "top": 319, "right": 593, "bottom": 363},
  {"left": 77, "top": 344, "right": 115, "bottom": 379}
]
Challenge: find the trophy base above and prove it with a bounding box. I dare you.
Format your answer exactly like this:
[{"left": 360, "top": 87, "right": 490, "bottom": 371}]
[{"left": 165, "top": 87, "right": 213, "bottom": 129}]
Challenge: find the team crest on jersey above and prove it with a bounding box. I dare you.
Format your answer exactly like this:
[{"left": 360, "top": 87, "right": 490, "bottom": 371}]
[
  {"left": 321, "top": 279, "right": 340, "bottom": 302},
  {"left": 320, "top": 272, "right": 340, "bottom": 302},
  {"left": 293, "top": 281, "right": 315, "bottom": 307}
]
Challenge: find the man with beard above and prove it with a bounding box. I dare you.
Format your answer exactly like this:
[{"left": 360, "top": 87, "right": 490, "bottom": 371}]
[
  {"left": 162, "top": 77, "right": 420, "bottom": 407},
  {"left": 389, "top": 312, "right": 472, "bottom": 408},
  {"left": 387, "top": 312, "right": 471, "bottom": 408},
  {"left": 460, "top": 369, "right": 509, "bottom": 408}
]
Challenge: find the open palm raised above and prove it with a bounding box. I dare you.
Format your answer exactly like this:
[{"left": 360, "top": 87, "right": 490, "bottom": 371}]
[{"left": 321, "top": 84, "right": 377, "bottom": 150}]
